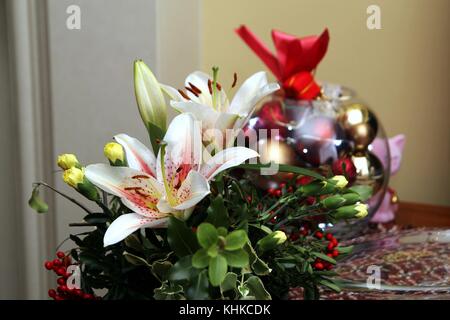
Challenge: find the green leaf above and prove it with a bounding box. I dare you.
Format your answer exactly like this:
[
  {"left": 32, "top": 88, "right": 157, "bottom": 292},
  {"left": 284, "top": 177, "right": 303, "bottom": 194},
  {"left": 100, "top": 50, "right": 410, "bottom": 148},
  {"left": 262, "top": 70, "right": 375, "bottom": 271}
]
[
  {"left": 205, "top": 195, "right": 229, "bottom": 228},
  {"left": 238, "top": 163, "right": 324, "bottom": 180},
  {"left": 169, "top": 255, "right": 199, "bottom": 281},
  {"left": 151, "top": 260, "right": 172, "bottom": 282},
  {"left": 217, "top": 227, "right": 228, "bottom": 237},
  {"left": 123, "top": 251, "right": 151, "bottom": 267},
  {"left": 197, "top": 223, "right": 218, "bottom": 249},
  {"left": 192, "top": 249, "right": 210, "bottom": 269},
  {"left": 244, "top": 243, "right": 271, "bottom": 276},
  {"left": 28, "top": 186, "right": 48, "bottom": 213},
  {"left": 223, "top": 249, "right": 249, "bottom": 268},
  {"left": 221, "top": 272, "right": 237, "bottom": 292},
  {"left": 208, "top": 254, "right": 227, "bottom": 286},
  {"left": 154, "top": 282, "right": 184, "bottom": 300},
  {"left": 312, "top": 252, "right": 336, "bottom": 264},
  {"left": 167, "top": 217, "right": 199, "bottom": 257},
  {"left": 207, "top": 244, "right": 219, "bottom": 258},
  {"left": 224, "top": 230, "right": 248, "bottom": 250},
  {"left": 244, "top": 276, "right": 271, "bottom": 300},
  {"left": 186, "top": 270, "right": 209, "bottom": 300},
  {"left": 318, "top": 278, "right": 341, "bottom": 292},
  {"left": 347, "top": 185, "right": 373, "bottom": 202},
  {"left": 83, "top": 213, "right": 108, "bottom": 224},
  {"left": 336, "top": 245, "right": 354, "bottom": 254}
]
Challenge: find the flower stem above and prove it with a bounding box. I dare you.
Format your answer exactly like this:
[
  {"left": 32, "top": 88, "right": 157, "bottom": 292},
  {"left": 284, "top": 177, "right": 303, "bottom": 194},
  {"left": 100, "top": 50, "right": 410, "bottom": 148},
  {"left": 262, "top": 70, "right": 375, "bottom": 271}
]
[{"left": 33, "top": 181, "right": 93, "bottom": 214}]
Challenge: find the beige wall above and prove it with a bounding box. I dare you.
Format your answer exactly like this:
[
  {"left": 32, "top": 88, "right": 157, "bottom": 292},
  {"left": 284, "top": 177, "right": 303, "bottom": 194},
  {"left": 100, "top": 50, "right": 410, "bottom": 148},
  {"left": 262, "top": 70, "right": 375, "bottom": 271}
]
[{"left": 202, "top": 0, "right": 450, "bottom": 206}]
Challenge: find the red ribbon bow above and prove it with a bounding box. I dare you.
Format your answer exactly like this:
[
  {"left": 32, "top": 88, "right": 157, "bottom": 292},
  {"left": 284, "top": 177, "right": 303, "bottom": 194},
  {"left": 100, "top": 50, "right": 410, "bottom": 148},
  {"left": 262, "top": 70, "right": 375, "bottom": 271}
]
[{"left": 235, "top": 25, "right": 330, "bottom": 100}]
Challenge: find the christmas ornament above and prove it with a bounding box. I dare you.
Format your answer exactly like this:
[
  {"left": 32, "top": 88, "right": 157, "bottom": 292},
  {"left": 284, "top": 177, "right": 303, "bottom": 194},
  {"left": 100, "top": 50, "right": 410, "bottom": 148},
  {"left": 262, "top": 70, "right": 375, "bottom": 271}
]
[{"left": 351, "top": 152, "right": 385, "bottom": 195}]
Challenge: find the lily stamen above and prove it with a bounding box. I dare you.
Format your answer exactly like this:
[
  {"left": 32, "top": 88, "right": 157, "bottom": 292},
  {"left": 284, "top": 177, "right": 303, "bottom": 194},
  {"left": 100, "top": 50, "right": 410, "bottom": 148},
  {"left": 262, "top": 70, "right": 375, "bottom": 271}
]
[
  {"left": 188, "top": 82, "right": 202, "bottom": 95},
  {"left": 178, "top": 89, "right": 191, "bottom": 100},
  {"left": 231, "top": 72, "right": 238, "bottom": 88},
  {"left": 185, "top": 86, "right": 199, "bottom": 97}
]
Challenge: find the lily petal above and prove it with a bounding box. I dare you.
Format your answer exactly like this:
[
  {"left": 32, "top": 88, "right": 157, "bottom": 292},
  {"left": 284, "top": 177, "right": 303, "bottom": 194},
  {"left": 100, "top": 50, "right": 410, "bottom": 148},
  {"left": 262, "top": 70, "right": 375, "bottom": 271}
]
[
  {"left": 229, "top": 72, "right": 280, "bottom": 116},
  {"left": 114, "top": 134, "right": 156, "bottom": 177},
  {"left": 104, "top": 213, "right": 168, "bottom": 247},
  {"left": 85, "top": 164, "right": 163, "bottom": 217},
  {"left": 156, "top": 113, "right": 202, "bottom": 186},
  {"left": 174, "top": 170, "right": 210, "bottom": 210},
  {"left": 200, "top": 147, "right": 259, "bottom": 180}
]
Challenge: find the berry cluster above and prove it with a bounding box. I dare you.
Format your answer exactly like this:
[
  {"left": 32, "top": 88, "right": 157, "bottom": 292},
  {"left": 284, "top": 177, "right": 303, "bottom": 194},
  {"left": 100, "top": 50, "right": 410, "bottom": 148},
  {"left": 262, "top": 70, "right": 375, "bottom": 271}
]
[
  {"left": 44, "top": 251, "right": 97, "bottom": 300},
  {"left": 312, "top": 231, "right": 340, "bottom": 271}
]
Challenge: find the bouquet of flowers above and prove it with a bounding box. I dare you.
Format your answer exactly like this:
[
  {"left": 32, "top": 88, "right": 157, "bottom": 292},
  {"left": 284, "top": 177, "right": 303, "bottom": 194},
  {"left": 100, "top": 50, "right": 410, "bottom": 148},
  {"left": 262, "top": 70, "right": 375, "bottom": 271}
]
[{"left": 30, "top": 60, "right": 370, "bottom": 300}]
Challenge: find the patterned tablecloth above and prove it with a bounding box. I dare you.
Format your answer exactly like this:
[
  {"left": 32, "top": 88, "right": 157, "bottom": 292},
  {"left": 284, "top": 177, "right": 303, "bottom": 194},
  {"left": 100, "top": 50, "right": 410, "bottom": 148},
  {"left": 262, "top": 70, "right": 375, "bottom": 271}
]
[{"left": 289, "top": 225, "right": 450, "bottom": 300}]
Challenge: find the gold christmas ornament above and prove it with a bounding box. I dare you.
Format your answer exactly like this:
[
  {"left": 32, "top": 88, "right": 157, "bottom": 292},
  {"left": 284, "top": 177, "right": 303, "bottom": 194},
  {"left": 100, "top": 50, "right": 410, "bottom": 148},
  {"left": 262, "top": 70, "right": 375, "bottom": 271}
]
[
  {"left": 253, "top": 138, "right": 301, "bottom": 189},
  {"left": 348, "top": 123, "right": 376, "bottom": 152},
  {"left": 351, "top": 152, "right": 384, "bottom": 195},
  {"left": 338, "top": 103, "right": 378, "bottom": 152}
]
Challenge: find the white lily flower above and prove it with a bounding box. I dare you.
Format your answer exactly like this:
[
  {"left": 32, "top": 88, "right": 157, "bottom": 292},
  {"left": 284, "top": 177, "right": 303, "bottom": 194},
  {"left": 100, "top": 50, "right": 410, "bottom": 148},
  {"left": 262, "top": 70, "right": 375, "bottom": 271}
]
[
  {"left": 167, "top": 70, "right": 280, "bottom": 150},
  {"left": 85, "top": 113, "right": 258, "bottom": 247}
]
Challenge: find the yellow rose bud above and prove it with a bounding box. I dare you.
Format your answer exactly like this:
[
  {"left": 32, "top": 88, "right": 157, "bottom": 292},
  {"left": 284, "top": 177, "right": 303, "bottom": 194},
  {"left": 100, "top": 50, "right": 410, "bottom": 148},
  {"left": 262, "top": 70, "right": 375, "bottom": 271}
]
[
  {"left": 63, "top": 167, "right": 85, "bottom": 188},
  {"left": 329, "top": 175, "right": 348, "bottom": 189},
  {"left": 57, "top": 154, "right": 80, "bottom": 170},
  {"left": 354, "top": 203, "right": 368, "bottom": 218},
  {"left": 104, "top": 142, "right": 125, "bottom": 164}
]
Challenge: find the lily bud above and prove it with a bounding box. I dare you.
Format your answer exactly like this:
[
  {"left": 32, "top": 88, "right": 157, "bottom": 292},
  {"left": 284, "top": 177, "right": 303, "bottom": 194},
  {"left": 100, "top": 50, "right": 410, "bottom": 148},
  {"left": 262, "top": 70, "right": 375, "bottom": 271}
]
[
  {"left": 328, "top": 175, "right": 348, "bottom": 189},
  {"left": 333, "top": 203, "right": 369, "bottom": 220},
  {"left": 104, "top": 142, "right": 125, "bottom": 166},
  {"left": 63, "top": 167, "right": 85, "bottom": 188},
  {"left": 257, "top": 231, "right": 287, "bottom": 253},
  {"left": 57, "top": 154, "right": 80, "bottom": 170},
  {"left": 63, "top": 167, "right": 99, "bottom": 201},
  {"left": 354, "top": 203, "right": 369, "bottom": 218},
  {"left": 321, "top": 193, "right": 361, "bottom": 209},
  {"left": 134, "top": 60, "right": 167, "bottom": 131}
]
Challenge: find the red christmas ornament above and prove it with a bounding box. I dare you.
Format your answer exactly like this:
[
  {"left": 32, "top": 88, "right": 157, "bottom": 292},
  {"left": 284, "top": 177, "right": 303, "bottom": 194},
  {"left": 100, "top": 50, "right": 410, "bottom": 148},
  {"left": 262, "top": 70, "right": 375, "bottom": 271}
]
[{"left": 332, "top": 157, "right": 357, "bottom": 183}]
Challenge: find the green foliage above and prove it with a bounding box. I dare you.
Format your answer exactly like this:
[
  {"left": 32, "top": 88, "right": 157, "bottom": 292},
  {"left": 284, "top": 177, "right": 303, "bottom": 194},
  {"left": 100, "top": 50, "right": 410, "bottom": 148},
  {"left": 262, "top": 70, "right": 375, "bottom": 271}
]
[{"left": 34, "top": 162, "right": 365, "bottom": 300}]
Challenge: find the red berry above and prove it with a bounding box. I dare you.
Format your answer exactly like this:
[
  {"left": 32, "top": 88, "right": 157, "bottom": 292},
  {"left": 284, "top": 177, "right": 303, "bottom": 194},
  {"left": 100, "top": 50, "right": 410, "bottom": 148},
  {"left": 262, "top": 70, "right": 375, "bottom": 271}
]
[
  {"left": 306, "top": 196, "right": 316, "bottom": 205},
  {"left": 314, "top": 262, "right": 324, "bottom": 270},
  {"left": 83, "top": 293, "right": 94, "bottom": 300},
  {"left": 326, "top": 263, "right": 334, "bottom": 270},
  {"left": 275, "top": 189, "right": 282, "bottom": 197},
  {"left": 332, "top": 237, "right": 338, "bottom": 246},
  {"left": 332, "top": 249, "right": 339, "bottom": 257},
  {"left": 327, "top": 253, "right": 333, "bottom": 258},
  {"left": 279, "top": 183, "right": 286, "bottom": 189},
  {"left": 54, "top": 295, "right": 65, "bottom": 301},
  {"left": 290, "top": 233, "right": 300, "bottom": 241},
  {"left": 52, "top": 259, "right": 62, "bottom": 267},
  {"left": 267, "top": 188, "right": 275, "bottom": 195},
  {"left": 56, "top": 267, "right": 66, "bottom": 276},
  {"left": 314, "top": 231, "right": 323, "bottom": 239},
  {"left": 48, "top": 289, "right": 56, "bottom": 298},
  {"left": 74, "top": 289, "right": 83, "bottom": 297},
  {"left": 57, "top": 278, "right": 66, "bottom": 286},
  {"left": 270, "top": 216, "right": 278, "bottom": 224},
  {"left": 287, "top": 186, "right": 293, "bottom": 193},
  {"left": 325, "top": 233, "right": 333, "bottom": 241},
  {"left": 44, "top": 261, "right": 53, "bottom": 270},
  {"left": 327, "top": 242, "right": 335, "bottom": 251},
  {"left": 56, "top": 251, "right": 65, "bottom": 259}
]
